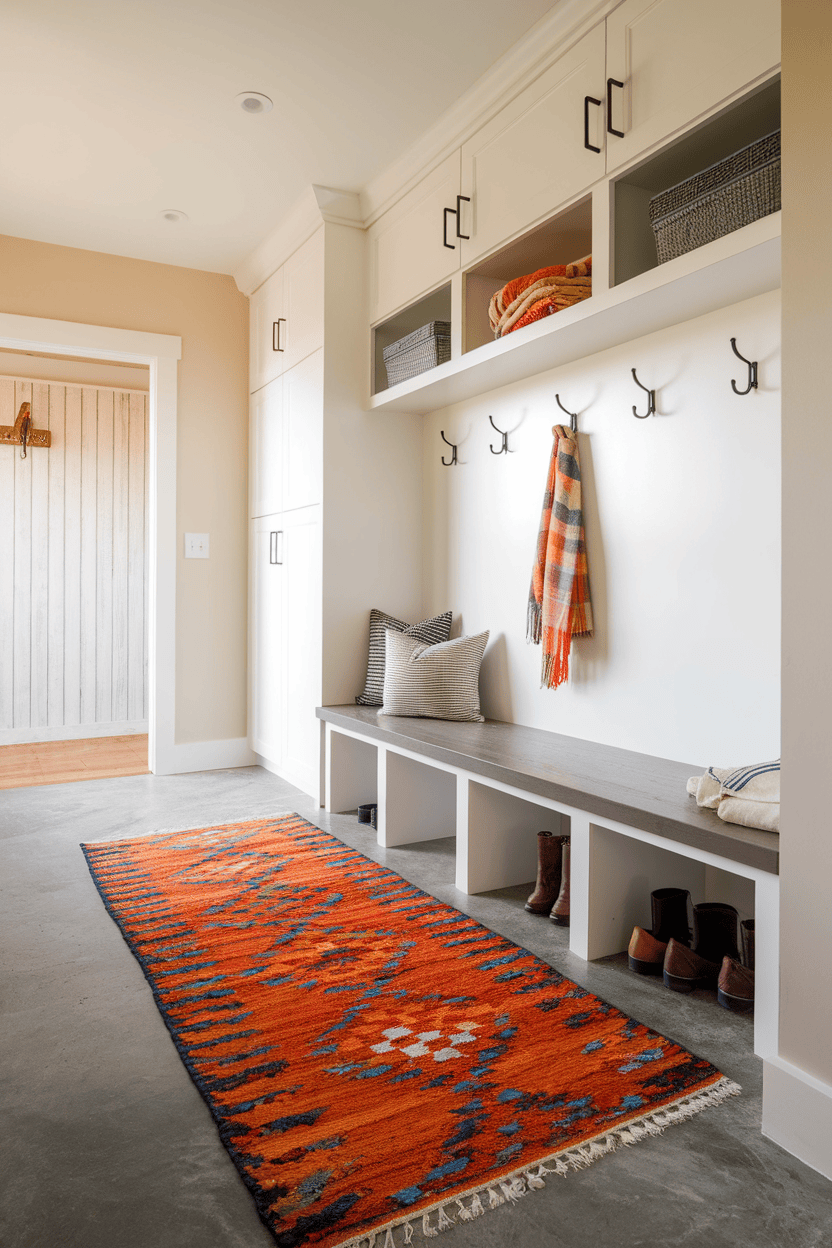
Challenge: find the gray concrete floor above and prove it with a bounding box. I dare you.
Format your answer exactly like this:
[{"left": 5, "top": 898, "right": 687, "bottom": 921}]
[{"left": 2, "top": 765, "right": 831, "bottom": 1248}]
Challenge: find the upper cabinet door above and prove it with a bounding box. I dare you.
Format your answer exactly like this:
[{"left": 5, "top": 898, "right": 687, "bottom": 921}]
[
  {"left": 460, "top": 25, "right": 606, "bottom": 268},
  {"left": 368, "top": 151, "right": 461, "bottom": 325},
  {"left": 605, "top": 0, "right": 781, "bottom": 174},
  {"left": 282, "top": 229, "right": 325, "bottom": 374},
  {"left": 249, "top": 266, "right": 285, "bottom": 394}
]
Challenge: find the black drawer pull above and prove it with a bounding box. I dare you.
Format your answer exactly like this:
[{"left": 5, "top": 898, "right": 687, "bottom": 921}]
[
  {"left": 443, "top": 206, "right": 456, "bottom": 249},
  {"left": 607, "top": 78, "right": 625, "bottom": 137},
  {"left": 272, "top": 319, "right": 286, "bottom": 352},
  {"left": 584, "top": 95, "right": 602, "bottom": 153},
  {"left": 456, "top": 195, "right": 470, "bottom": 240}
]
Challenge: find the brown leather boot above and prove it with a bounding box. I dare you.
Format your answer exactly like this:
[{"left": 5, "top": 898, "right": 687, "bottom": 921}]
[
  {"left": 549, "top": 838, "right": 570, "bottom": 926},
  {"left": 525, "top": 831, "right": 565, "bottom": 914},
  {"left": 628, "top": 926, "right": 667, "bottom": 975},
  {"left": 663, "top": 937, "right": 720, "bottom": 993},
  {"left": 717, "top": 956, "right": 754, "bottom": 1013},
  {"left": 741, "top": 919, "right": 755, "bottom": 971}
]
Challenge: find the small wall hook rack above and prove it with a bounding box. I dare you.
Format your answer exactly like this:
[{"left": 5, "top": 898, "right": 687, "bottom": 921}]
[
  {"left": 488, "top": 414, "right": 509, "bottom": 455},
  {"left": 440, "top": 430, "right": 458, "bottom": 466},
  {"left": 631, "top": 368, "right": 656, "bottom": 419},
  {"left": 730, "top": 337, "right": 758, "bottom": 395},
  {"left": 0, "top": 401, "right": 52, "bottom": 459},
  {"left": 555, "top": 393, "right": 578, "bottom": 433}
]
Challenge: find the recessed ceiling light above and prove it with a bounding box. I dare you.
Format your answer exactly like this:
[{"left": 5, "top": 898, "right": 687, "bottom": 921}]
[
  {"left": 159, "top": 209, "right": 188, "bottom": 223},
  {"left": 236, "top": 91, "right": 273, "bottom": 115}
]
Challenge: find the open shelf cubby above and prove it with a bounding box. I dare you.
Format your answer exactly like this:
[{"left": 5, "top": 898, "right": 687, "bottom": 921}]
[
  {"left": 372, "top": 283, "right": 452, "bottom": 396},
  {"left": 613, "top": 76, "right": 780, "bottom": 287},
  {"left": 463, "top": 195, "right": 592, "bottom": 354}
]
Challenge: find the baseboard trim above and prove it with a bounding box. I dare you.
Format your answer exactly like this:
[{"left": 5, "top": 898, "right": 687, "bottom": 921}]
[
  {"left": 153, "top": 737, "right": 256, "bottom": 775},
  {"left": 762, "top": 1056, "right": 832, "bottom": 1181},
  {"left": 0, "top": 721, "right": 148, "bottom": 746}
]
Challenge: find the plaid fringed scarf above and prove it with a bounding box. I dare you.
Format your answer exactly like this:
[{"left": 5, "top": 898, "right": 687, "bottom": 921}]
[{"left": 527, "top": 424, "right": 593, "bottom": 688}]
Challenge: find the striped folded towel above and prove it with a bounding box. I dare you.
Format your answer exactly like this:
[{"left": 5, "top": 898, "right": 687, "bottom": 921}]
[
  {"left": 686, "top": 760, "right": 780, "bottom": 833},
  {"left": 489, "top": 256, "right": 592, "bottom": 339}
]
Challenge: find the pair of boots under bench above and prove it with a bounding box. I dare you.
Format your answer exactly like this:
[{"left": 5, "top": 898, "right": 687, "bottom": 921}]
[{"left": 525, "top": 830, "right": 570, "bottom": 925}]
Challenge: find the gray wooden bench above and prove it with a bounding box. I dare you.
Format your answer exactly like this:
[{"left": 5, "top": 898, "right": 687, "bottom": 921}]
[{"left": 316, "top": 705, "right": 779, "bottom": 1059}]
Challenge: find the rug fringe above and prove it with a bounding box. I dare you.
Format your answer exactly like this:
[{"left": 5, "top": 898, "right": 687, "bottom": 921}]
[{"left": 333, "top": 1076, "right": 740, "bottom": 1248}]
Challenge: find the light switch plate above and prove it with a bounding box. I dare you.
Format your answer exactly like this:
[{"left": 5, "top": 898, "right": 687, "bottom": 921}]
[{"left": 185, "top": 532, "right": 209, "bottom": 559}]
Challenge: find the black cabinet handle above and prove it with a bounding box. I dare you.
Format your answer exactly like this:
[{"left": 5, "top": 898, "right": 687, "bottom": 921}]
[
  {"left": 269, "top": 531, "right": 283, "bottom": 565},
  {"left": 456, "top": 195, "right": 470, "bottom": 240},
  {"left": 443, "top": 207, "right": 456, "bottom": 249},
  {"left": 272, "top": 319, "right": 286, "bottom": 352},
  {"left": 607, "top": 78, "right": 625, "bottom": 137},
  {"left": 584, "top": 95, "right": 602, "bottom": 153}
]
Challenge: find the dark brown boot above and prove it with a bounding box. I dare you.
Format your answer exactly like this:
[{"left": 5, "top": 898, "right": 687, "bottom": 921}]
[
  {"left": 628, "top": 926, "right": 667, "bottom": 975},
  {"left": 663, "top": 937, "right": 720, "bottom": 993},
  {"left": 717, "top": 956, "right": 754, "bottom": 1013},
  {"left": 692, "top": 902, "right": 739, "bottom": 964},
  {"left": 549, "top": 838, "right": 570, "bottom": 926},
  {"left": 525, "top": 831, "right": 565, "bottom": 914}
]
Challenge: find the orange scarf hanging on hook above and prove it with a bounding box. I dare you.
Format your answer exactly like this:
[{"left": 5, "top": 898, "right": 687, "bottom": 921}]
[{"left": 527, "top": 424, "right": 593, "bottom": 689}]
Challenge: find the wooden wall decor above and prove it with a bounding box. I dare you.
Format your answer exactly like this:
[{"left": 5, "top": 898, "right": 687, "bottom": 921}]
[{"left": 0, "top": 401, "right": 52, "bottom": 456}]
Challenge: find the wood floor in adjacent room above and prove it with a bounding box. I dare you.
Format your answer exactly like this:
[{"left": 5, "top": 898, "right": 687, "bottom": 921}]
[{"left": 0, "top": 734, "right": 150, "bottom": 789}]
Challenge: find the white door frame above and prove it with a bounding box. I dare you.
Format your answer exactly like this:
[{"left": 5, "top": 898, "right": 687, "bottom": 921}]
[{"left": 0, "top": 312, "right": 180, "bottom": 774}]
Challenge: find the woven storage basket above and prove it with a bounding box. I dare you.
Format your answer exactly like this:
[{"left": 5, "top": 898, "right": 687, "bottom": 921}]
[
  {"left": 383, "top": 321, "right": 451, "bottom": 388},
  {"left": 649, "top": 130, "right": 780, "bottom": 264}
]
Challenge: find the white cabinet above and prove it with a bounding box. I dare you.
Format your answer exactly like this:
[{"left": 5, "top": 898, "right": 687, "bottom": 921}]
[
  {"left": 461, "top": 24, "right": 606, "bottom": 267},
  {"left": 605, "top": 0, "right": 781, "bottom": 173},
  {"left": 249, "top": 229, "right": 324, "bottom": 393},
  {"left": 368, "top": 150, "right": 462, "bottom": 325},
  {"left": 249, "top": 506, "right": 321, "bottom": 794},
  {"left": 249, "top": 349, "right": 323, "bottom": 519}
]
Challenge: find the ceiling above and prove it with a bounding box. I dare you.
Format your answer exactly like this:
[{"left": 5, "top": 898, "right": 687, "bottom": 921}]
[{"left": 2, "top": 0, "right": 558, "bottom": 275}]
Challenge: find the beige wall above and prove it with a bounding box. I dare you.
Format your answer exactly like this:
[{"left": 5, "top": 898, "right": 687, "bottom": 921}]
[
  {"left": 780, "top": 2, "right": 832, "bottom": 1082},
  {"left": 0, "top": 233, "right": 249, "bottom": 745}
]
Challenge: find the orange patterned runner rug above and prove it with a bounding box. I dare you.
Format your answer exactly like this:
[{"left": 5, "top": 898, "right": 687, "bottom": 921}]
[{"left": 82, "top": 814, "right": 739, "bottom": 1248}]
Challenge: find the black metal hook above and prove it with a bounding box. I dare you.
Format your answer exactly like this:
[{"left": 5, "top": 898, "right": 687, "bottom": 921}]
[
  {"left": 440, "top": 430, "right": 458, "bottom": 466},
  {"left": 631, "top": 368, "right": 656, "bottom": 418},
  {"left": 488, "top": 414, "right": 509, "bottom": 455},
  {"left": 730, "top": 338, "right": 758, "bottom": 395},
  {"left": 555, "top": 393, "right": 578, "bottom": 434}
]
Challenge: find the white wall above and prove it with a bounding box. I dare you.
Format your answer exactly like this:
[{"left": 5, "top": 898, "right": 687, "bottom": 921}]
[
  {"left": 422, "top": 289, "right": 780, "bottom": 766},
  {"left": 0, "top": 376, "right": 148, "bottom": 743}
]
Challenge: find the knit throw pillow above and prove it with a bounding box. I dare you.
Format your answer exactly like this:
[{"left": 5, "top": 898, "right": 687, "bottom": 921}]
[
  {"left": 380, "top": 629, "right": 489, "bottom": 722},
  {"left": 355, "top": 608, "right": 453, "bottom": 707}
]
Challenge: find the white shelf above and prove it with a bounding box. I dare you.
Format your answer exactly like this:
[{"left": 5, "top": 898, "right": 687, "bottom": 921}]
[{"left": 368, "top": 212, "right": 781, "bottom": 415}]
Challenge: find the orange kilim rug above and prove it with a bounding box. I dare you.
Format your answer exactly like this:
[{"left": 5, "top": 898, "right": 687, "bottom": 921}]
[{"left": 82, "top": 815, "right": 739, "bottom": 1248}]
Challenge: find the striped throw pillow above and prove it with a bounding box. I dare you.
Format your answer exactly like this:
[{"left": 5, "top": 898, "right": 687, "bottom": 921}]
[
  {"left": 380, "top": 630, "right": 489, "bottom": 722},
  {"left": 356, "top": 608, "right": 452, "bottom": 707}
]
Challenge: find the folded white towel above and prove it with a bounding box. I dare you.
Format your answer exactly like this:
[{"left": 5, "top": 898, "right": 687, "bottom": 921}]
[{"left": 687, "top": 760, "right": 780, "bottom": 833}]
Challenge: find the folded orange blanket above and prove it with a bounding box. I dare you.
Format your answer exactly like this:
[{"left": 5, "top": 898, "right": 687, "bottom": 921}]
[{"left": 489, "top": 256, "right": 592, "bottom": 338}]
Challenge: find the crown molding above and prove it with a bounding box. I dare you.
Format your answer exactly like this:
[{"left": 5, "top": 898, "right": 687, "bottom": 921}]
[
  {"left": 359, "top": 0, "right": 620, "bottom": 226},
  {"left": 233, "top": 184, "right": 362, "bottom": 296}
]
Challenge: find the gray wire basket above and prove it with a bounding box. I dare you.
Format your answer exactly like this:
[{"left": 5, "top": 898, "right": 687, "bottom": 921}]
[
  {"left": 383, "top": 321, "right": 451, "bottom": 388},
  {"left": 649, "top": 130, "right": 780, "bottom": 264}
]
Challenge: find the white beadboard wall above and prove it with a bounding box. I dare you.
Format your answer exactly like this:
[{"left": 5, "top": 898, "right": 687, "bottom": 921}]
[
  {"left": 422, "top": 290, "right": 781, "bottom": 767},
  {"left": 0, "top": 376, "right": 148, "bottom": 742}
]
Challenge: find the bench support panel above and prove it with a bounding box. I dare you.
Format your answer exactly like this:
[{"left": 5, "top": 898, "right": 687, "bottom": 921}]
[
  {"left": 456, "top": 779, "right": 557, "bottom": 895},
  {"left": 378, "top": 748, "right": 456, "bottom": 847},
  {"left": 325, "top": 724, "right": 377, "bottom": 814}
]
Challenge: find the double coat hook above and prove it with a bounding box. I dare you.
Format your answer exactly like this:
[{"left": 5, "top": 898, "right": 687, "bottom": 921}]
[
  {"left": 730, "top": 338, "right": 758, "bottom": 395},
  {"left": 488, "top": 414, "right": 509, "bottom": 454},
  {"left": 631, "top": 368, "right": 656, "bottom": 418},
  {"left": 440, "top": 430, "right": 457, "bottom": 466},
  {"left": 555, "top": 393, "right": 578, "bottom": 434}
]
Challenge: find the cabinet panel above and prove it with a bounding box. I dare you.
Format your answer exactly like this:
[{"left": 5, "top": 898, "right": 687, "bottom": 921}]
[
  {"left": 250, "top": 377, "right": 283, "bottom": 518},
  {"left": 249, "top": 266, "right": 285, "bottom": 393},
  {"left": 281, "top": 508, "right": 322, "bottom": 793},
  {"left": 250, "top": 516, "right": 284, "bottom": 765},
  {"left": 282, "top": 229, "right": 325, "bottom": 374},
  {"left": 282, "top": 349, "right": 323, "bottom": 512},
  {"left": 369, "top": 150, "right": 461, "bottom": 325},
  {"left": 605, "top": 0, "right": 781, "bottom": 174},
  {"left": 460, "top": 25, "right": 606, "bottom": 267}
]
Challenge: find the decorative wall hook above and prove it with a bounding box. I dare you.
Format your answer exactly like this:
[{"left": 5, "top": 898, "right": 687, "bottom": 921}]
[
  {"left": 631, "top": 368, "right": 656, "bottom": 419},
  {"left": 730, "top": 337, "right": 758, "bottom": 395},
  {"left": 0, "top": 401, "right": 52, "bottom": 459},
  {"left": 555, "top": 393, "right": 578, "bottom": 433},
  {"left": 488, "top": 414, "right": 509, "bottom": 455},
  {"left": 440, "top": 430, "right": 458, "bottom": 466}
]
